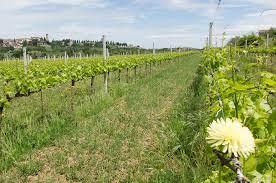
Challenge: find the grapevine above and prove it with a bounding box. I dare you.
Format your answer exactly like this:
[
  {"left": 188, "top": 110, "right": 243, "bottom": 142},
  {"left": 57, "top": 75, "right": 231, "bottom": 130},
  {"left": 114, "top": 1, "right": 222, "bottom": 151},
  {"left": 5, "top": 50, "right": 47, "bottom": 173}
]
[
  {"left": 203, "top": 47, "right": 275, "bottom": 182},
  {"left": 0, "top": 52, "right": 195, "bottom": 124}
]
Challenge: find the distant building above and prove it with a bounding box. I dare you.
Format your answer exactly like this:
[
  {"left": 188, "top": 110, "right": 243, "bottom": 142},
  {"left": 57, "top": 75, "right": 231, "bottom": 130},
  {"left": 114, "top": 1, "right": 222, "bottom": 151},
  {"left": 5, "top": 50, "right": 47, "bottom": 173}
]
[
  {"left": 0, "top": 35, "right": 50, "bottom": 48},
  {"left": 259, "top": 28, "right": 276, "bottom": 37}
]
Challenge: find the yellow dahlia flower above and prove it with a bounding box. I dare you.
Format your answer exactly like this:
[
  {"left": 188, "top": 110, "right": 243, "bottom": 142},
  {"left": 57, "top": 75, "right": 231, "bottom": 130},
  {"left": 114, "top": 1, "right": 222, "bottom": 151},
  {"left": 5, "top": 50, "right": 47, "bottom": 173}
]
[{"left": 206, "top": 118, "right": 255, "bottom": 158}]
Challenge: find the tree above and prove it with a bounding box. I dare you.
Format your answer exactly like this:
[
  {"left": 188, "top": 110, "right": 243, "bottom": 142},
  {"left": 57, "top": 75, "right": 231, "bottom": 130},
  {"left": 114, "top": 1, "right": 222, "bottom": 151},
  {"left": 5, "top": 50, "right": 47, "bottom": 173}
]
[
  {"left": 227, "top": 34, "right": 264, "bottom": 47},
  {"left": 23, "top": 40, "right": 28, "bottom": 47}
]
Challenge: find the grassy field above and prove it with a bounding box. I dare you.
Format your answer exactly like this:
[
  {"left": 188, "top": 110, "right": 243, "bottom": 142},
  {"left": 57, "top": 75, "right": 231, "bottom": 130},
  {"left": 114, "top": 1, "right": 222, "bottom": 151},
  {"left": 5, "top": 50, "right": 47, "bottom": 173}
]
[{"left": 0, "top": 54, "right": 211, "bottom": 182}]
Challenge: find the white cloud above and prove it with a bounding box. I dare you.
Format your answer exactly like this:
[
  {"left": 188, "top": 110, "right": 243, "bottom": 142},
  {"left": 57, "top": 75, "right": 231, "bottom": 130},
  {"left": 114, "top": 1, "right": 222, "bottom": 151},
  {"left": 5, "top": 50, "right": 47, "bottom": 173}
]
[
  {"left": 145, "top": 34, "right": 198, "bottom": 39},
  {"left": 0, "top": 0, "right": 38, "bottom": 11},
  {"left": 245, "top": 0, "right": 276, "bottom": 7},
  {"left": 46, "top": 0, "right": 108, "bottom": 8},
  {"left": 0, "top": 0, "right": 107, "bottom": 12},
  {"left": 211, "top": 7, "right": 276, "bottom": 47},
  {"left": 47, "top": 0, "right": 88, "bottom": 5},
  {"left": 0, "top": 0, "right": 275, "bottom": 49}
]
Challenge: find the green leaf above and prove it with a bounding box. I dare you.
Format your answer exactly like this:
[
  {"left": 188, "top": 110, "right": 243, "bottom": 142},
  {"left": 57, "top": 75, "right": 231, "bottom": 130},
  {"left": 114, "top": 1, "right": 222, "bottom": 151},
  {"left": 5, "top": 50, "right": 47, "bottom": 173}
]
[
  {"left": 267, "top": 111, "right": 276, "bottom": 136},
  {"left": 244, "top": 156, "right": 257, "bottom": 172}
]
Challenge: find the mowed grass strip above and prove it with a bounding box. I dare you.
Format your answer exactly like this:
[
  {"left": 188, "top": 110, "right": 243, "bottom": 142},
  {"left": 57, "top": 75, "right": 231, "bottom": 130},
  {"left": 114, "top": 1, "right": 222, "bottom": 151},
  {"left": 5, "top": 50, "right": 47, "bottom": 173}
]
[{"left": 1, "top": 54, "right": 202, "bottom": 182}]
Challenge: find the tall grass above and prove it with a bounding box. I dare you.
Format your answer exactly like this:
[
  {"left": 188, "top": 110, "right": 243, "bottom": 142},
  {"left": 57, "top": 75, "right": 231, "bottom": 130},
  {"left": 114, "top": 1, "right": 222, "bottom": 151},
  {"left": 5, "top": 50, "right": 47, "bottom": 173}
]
[
  {"left": 169, "top": 65, "right": 214, "bottom": 182},
  {"left": 0, "top": 69, "right": 140, "bottom": 172},
  {"left": 0, "top": 55, "right": 212, "bottom": 182},
  {"left": 0, "top": 61, "right": 177, "bottom": 173}
]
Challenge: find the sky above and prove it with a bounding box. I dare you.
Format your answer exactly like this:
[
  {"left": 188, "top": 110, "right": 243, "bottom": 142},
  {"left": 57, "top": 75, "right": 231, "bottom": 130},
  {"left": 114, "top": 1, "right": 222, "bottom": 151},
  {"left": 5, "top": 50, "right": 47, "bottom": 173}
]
[{"left": 0, "top": 0, "right": 276, "bottom": 48}]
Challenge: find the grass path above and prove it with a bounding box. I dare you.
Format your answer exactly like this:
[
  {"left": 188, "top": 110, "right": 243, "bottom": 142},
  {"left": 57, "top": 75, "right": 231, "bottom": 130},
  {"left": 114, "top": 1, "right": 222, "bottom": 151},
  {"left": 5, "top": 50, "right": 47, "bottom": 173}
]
[{"left": 1, "top": 54, "right": 202, "bottom": 182}]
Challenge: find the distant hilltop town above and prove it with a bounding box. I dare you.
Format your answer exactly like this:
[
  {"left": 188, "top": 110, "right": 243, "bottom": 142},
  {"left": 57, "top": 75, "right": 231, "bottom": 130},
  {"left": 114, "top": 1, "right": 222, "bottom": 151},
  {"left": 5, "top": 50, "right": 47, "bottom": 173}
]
[
  {"left": 0, "top": 34, "right": 147, "bottom": 60},
  {"left": 0, "top": 34, "right": 195, "bottom": 60},
  {"left": 0, "top": 34, "right": 50, "bottom": 48},
  {"left": 0, "top": 34, "right": 139, "bottom": 49}
]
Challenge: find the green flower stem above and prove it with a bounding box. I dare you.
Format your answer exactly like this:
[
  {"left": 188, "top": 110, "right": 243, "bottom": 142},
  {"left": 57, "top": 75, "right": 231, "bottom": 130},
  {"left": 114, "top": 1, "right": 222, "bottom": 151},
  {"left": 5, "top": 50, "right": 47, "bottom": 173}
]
[{"left": 219, "top": 163, "right": 222, "bottom": 183}]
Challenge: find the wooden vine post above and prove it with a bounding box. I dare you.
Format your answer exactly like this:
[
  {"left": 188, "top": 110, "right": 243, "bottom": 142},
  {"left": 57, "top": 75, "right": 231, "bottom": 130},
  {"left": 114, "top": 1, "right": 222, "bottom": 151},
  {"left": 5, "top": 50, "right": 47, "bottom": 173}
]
[
  {"left": 64, "top": 51, "right": 67, "bottom": 64},
  {"left": 71, "top": 80, "right": 75, "bottom": 112},
  {"left": 103, "top": 35, "right": 108, "bottom": 95},
  {"left": 40, "top": 89, "right": 44, "bottom": 122},
  {"left": 90, "top": 76, "right": 95, "bottom": 94},
  {"left": 118, "top": 69, "right": 121, "bottom": 82},
  {"left": 134, "top": 66, "right": 137, "bottom": 81},
  {"left": 126, "top": 68, "right": 129, "bottom": 83},
  {"left": 0, "top": 104, "right": 3, "bottom": 127},
  {"left": 266, "top": 33, "right": 269, "bottom": 48},
  {"left": 23, "top": 47, "right": 28, "bottom": 74},
  {"left": 209, "top": 22, "right": 213, "bottom": 48}
]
